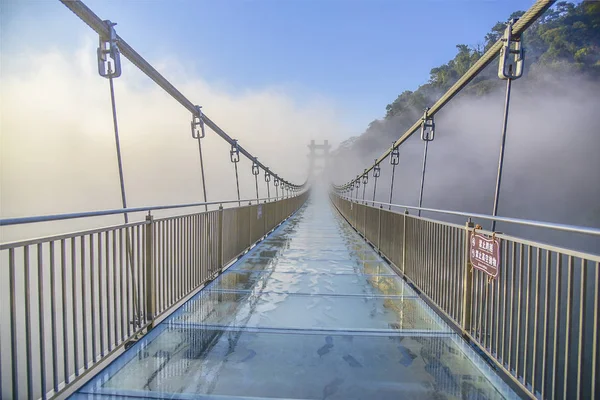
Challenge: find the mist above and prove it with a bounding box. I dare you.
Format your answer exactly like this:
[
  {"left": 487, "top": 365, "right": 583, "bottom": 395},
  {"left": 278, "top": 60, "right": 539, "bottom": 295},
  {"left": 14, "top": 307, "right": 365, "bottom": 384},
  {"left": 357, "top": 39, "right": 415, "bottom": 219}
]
[
  {"left": 0, "top": 42, "right": 347, "bottom": 242},
  {"left": 330, "top": 69, "right": 600, "bottom": 254}
]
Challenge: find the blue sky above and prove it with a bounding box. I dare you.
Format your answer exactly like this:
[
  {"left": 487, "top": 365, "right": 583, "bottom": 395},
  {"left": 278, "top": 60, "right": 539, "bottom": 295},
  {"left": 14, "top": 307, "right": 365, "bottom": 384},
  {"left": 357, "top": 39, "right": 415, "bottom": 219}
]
[{"left": 2, "top": 0, "right": 537, "bottom": 136}]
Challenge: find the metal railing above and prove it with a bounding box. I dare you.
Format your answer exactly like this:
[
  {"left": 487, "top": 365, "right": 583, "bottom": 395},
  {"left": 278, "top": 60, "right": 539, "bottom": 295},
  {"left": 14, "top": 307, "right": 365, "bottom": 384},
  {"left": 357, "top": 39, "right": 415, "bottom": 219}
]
[
  {"left": 331, "top": 194, "right": 599, "bottom": 400},
  {"left": 0, "top": 193, "right": 308, "bottom": 400}
]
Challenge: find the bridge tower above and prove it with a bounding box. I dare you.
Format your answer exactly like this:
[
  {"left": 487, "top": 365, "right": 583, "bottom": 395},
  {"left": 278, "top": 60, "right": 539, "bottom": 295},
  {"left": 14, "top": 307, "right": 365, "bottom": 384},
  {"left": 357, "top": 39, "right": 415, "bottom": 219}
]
[{"left": 307, "top": 140, "right": 331, "bottom": 179}]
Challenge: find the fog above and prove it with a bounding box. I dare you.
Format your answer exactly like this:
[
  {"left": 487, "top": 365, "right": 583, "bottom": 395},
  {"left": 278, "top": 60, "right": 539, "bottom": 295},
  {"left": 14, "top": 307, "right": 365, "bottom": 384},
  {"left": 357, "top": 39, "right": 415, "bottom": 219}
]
[
  {"left": 0, "top": 42, "right": 347, "bottom": 242},
  {"left": 330, "top": 70, "right": 600, "bottom": 254}
]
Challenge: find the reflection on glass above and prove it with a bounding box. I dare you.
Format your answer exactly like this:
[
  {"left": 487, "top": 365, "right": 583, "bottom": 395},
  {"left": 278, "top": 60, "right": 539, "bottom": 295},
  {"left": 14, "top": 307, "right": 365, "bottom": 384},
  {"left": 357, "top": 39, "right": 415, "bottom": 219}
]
[{"left": 78, "top": 328, "right": 509, "bottom": 400}]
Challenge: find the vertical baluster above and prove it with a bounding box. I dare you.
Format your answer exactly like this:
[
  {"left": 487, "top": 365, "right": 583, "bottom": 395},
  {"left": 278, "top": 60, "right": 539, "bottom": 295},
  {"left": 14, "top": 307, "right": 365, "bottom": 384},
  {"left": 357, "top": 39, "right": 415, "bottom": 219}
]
[
  {"left": 169, "top": 219, "right": 173, "bottom": 306},
  {"left": 591, "top": 261, "right": 599, "bottom": 400},
  {"left": 531, "top": 247, "right": 541, "bottom": 393},
  {"left": 98, "top": 233, "right": 104, "bottom": 355},
  {"left": 551, "top": 254, "right": 563, "bottom": 396},
  {"left": 501, "top": 241, "right": 508, "bottom": 364},
  {"left": 191, "top": 215, "right": 195, "bottom": 289},
  {"left": 9, "top": 248, "right": 19, "bottom": 399},
  {"left": 122, "top": 229, "right": 131, "bottom": 338},
  {"left": 89, "top": 235, "right": 97, "bottom": 364},
  {"left": 541, "top": 250, "right": 551, "bottom": 399},
  {"left": 49, "top": 241, "right": 59, "bottom": 395},
  {"left": 515, "top": 243, "right": 524, "bottom": 380},
  {"left": 563, "top": 255, "right": 574, "bottom": 398},
  {"left": 137, "top": 225, "right": 142, "bottom": 324},
  {"left": 70, "top": 238, "right": 79, "bottom": 377},
  {"left": 508, "top": 241, "right": 516, "bottom": 370},
  {"left": 24, "top": 246, "right": 33, "bottom": 398},
  {"left": 106, "top": 231, "right": 112, "bottom": 349},
  {"left": 60, "top": 239, "right": 69, "bottom": 384},
  {"left": 38, "top": 243, "right": 48, "bottom": 399},
  {"left": 162, "top": 221, "right": 166, "bottom": 312},
  {"left": 80, "top": 237, "right": 88, "bottom": 370},
  {"left": 119, "top": 229, "right": 125, "bottom": 342},
  {"left": 113, "top": 229, "right": 118, "bottom": 344},
  {"left": 522, "top": 245, "right": 532, "bottom": 385},
  {"left": 575, "top": 259, "right": 585, "bottom": 400}
]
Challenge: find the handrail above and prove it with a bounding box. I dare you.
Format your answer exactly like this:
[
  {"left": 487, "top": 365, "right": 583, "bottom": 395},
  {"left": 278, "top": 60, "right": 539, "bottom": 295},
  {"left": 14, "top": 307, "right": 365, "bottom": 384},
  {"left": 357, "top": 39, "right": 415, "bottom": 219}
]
[
  {"left": 334, "top": 0, "right": 555, "bottom": 190},
  {"left": 0, "top": 193, "right": 306, "bottom": 226},
  {"left": 59, "top": 0, "right": 306, "bottom": 190},
  {"left": 331, "top": 195, "right": 599, "bottom": 399},
  {"left": 336, "top": 195, "right": 600, "bottom": 237}
]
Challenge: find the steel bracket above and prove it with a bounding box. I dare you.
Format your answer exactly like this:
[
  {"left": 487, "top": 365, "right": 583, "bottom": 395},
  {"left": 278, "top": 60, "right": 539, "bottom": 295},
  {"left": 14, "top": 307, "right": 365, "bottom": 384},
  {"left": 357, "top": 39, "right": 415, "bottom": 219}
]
[
  {"left": 97, "top": 20, "right": 122, "bottom": 78},
  {"left": 191, "top": 105, "right": 206, "bottom": 139},
  {"left": 498, "top": 19, "right": 524, "bottom": 80},
  {"left": 421, "top": 108, "right": 435, "bottom": 141}
]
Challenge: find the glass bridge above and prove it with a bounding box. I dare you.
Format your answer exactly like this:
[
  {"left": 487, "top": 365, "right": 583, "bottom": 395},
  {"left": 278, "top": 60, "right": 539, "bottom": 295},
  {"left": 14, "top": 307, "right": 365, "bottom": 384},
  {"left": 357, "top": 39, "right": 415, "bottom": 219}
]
[{"left": 72, "top": 197, "right": 517, "bottom": 399}]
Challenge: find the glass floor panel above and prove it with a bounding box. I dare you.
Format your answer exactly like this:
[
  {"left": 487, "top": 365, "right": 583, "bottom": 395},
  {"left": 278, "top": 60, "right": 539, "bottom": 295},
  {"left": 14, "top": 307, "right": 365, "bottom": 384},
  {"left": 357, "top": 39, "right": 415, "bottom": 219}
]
[
  {"left": 170, "top": 290, "right": 444, "bottom": 332},
  {"left": 73, "top": 195, "right": 517, "bottom": 399},
  {"left": 210, "top": 270, "right": 414, "bottom": 296},
  {"left": 233, "top": 256, "right": 393, "bottom": 275},
  {"left": 74, "top": 326, "right": 512, "bottom": 400}
]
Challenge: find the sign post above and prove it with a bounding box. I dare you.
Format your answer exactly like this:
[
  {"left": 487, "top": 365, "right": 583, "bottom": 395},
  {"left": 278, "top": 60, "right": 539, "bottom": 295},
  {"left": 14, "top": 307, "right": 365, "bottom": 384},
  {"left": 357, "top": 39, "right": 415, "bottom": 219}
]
[{"left": 469, "top": 230, "right": 501, "bottom": 278}]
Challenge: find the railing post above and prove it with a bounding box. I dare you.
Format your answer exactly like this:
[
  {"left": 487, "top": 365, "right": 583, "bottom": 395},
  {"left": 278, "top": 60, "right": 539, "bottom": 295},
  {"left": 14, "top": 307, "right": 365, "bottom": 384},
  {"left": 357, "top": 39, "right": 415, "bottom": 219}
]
[
  {"left": 218, "top": 205, "right": 224, "bottom": 271},
  {"left": 144, "top": 213, "right": 156, "bottom": 329},
  {"left": 248, "top": 202, "right": 252, "bottom": 248},
  {"left": 377, "top": 205, "right": 382, "bottom": 251},
  {"left": 402, "top": 210, "right": 408, "bottom": 275},
  {"left": 461, "top": 220, "right": 474, "bottom": 334},
  {"left": 363, "top": 203, "right": 366, "bottom": 234}
]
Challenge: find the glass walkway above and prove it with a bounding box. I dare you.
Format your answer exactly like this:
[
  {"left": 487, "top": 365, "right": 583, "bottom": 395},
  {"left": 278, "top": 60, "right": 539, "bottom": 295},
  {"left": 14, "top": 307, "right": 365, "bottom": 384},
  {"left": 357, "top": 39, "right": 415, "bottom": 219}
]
[{"left": 72, "top": 197, "right": 517, "bottom": 399}]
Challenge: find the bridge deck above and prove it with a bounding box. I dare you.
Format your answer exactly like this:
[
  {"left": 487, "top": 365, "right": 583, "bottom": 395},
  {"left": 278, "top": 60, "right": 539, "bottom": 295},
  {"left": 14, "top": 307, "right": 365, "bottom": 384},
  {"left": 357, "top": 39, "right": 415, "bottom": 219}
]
[{"left": 73, "top": 198, "right": 516, "bottom": 399}]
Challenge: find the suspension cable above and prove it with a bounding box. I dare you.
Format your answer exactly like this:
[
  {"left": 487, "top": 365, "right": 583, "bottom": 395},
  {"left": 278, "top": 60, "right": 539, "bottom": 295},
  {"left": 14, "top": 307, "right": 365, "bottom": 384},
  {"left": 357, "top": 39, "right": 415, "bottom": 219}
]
[
  {"left": 389, "top": 144, "right": 399, "bottom": 210},
  {"left": 265, "top": 169, "right": 271, "bottom": 201},
  {"left": 331, "top": 0, "right": 554, "bottom": 192},
  {"left": 108, "top": 72, "right": 128, "bottom": 221},
  {"left": 191, "top": 105, "right": 208, "bottom": 211},
  {"left": 492, "top": 18, "right": 523, "bottom": 231},
  {"left": 97, "top": 24, "right": 140, "bottom": 328},
  {"left": 252, "top": 159, "right": 260, "bottom": 201},
  {"left": 60, "top": 0, "right": 306, "bottom": 191},
  {"left": 417, "top": 108, "right": 434, "bottom": 217},
  {"left": 361, "top": 170, "right": 368, "bottom": 204}
]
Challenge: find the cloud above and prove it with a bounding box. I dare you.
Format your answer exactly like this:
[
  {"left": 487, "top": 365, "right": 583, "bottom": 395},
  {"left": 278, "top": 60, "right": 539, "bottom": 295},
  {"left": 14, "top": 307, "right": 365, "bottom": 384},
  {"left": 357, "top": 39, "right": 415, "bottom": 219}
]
[
  {"left": 0, "top": 40, "right": 346, "bottom": 240},
  {"left": 330, "top": 70, "right": 600, "bottom": 254}
]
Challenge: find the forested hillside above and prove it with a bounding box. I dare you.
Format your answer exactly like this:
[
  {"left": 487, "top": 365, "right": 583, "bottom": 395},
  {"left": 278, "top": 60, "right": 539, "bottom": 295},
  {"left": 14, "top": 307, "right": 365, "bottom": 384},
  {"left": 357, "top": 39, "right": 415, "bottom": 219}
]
[
  {"left": 333, "top": 1, "right": 600, "bottom": 165},
  {"left": 330, "top": 1, "right": 600, "bottom": 254}
]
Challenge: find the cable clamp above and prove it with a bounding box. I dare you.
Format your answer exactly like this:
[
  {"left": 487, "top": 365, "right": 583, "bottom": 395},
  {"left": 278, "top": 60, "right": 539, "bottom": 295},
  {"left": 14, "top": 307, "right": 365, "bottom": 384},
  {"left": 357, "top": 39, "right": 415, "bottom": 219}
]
[
  {"left": 421, "top": 108, "right": 435, "bottom": 141},
  {"left": 373, "top": 159, "right": 381, "bottom": 178},
  {"left": 191, "top": 105, "right": 206, "bottom": 139},
  {"left": 498, "top": 18, "right": 524, "bottom": 80},
  {"left": 390, "top": 143, "right": 400, "bottom": 166},
  {"left": 97, "top": 20, "right": 122, "bottom": 78},
  {"left": 230, "top": 139, "right": 240, "bottom": 163}
]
